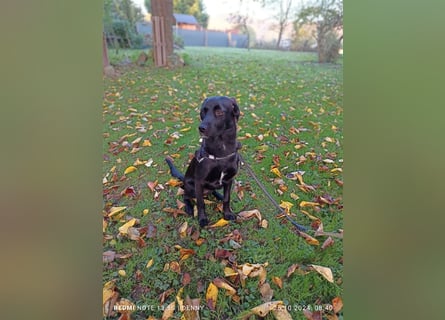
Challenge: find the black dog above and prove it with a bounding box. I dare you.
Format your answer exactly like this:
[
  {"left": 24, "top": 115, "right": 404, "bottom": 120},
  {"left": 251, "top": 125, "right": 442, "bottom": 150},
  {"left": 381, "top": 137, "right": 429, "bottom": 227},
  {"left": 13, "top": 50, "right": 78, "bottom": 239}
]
[{"left": 166, "top": 96, "right": 241, "bottom": 227}]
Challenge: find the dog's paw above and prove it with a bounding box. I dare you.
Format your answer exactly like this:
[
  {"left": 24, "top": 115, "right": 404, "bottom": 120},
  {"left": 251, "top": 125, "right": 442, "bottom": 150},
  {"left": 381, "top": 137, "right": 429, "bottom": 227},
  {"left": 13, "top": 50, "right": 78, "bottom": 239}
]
[
  {"left": 224, "top": 212, "right": 237, "bottom": 221},
  {"left": 199, "top": 216, "right": 209, "bottom": 228}
]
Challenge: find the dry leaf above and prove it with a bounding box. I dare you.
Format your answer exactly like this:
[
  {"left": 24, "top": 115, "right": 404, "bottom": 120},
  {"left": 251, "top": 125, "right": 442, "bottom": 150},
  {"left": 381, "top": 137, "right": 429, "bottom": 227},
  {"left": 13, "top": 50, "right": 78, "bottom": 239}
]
[
  {"left": 272, "top": 307, "right": 293, "bottom": 320},
  {"left": 161, "top": 301, "right": 175, "bottom": 320},
  {"left": 303, "top": 310, "right": 322, "bottom": 320},
  {"left": 272, "top": 276, "right": 283, "bottom": 289},
  {"left": 178, "top": 221, "right": 188, "bottom": 238},
  {"left": 169, "top": 261, "right": 181, "bottom": 273},
  {"left": 332, "top": 296, "right": 343, "bottom": 313},
  {"left": 206, "top": 282, "right": 218, "bottom": 310},
  {"left": 250, "top": 301, "right": 284, "bottom": 317},
  {"left": 118, "top": 218, "right": 137, "bottom": 235},
  {"left": 321, "top": 237, "right": 335, "bottom": 250},
  {"left": 259, "top": 282, "right": 274, "bottom": 302},
  {"left": 310, "top": 264, "right": 334, "bottom": 283},
  {"left": 124, "top": 166, "right": 137, "bottom": 175},
  {"left": 212, "top": 278, "right": 237, "bottom": 296},
  {"left": 208, "top": 218, "right": 229, "bottom": 228},
  {"left": 298, "top": 231, "right": 320, "bottom": 246},
  {"left": 146, "top": 258, "right": 154, "bottom": 269},
  {"left": 108, "top": 206, "right": 127, "bottom": 217},
  {"left": 299, "top": 201, "right": 320, "bottom": 208}
]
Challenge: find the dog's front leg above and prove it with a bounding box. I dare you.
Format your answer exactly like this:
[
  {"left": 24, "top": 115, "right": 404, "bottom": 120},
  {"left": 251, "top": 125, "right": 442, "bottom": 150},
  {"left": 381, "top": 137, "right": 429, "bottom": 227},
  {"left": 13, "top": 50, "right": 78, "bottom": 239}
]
[
  {"left": 222, "top": 181, "right": 236, "bottom": 221},
  {"left": 195, "top": 183, "right": 209, "bottom": 227}
]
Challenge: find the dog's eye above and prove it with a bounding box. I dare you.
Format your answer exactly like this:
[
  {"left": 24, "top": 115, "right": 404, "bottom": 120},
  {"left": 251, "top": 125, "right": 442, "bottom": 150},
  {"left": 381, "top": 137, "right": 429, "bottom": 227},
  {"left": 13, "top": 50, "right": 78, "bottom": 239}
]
[{"left": 215, "top": 109, "right": 224, "bottom": 117}]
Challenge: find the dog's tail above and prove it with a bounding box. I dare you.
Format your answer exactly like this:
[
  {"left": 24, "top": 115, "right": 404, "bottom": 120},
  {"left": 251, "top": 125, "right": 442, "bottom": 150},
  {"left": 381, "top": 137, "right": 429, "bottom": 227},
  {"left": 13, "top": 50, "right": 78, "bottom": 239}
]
[{"left": 165, "top": 156, "right": 184, "bottom": 181}]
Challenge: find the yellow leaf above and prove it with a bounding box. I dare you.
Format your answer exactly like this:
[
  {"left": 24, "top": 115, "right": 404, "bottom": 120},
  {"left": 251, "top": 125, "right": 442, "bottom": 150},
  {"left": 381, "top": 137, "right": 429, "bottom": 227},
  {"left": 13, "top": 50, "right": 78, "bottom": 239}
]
[
  {"left": 118, "top": 218, "right": 137, "bottom": 234},
  {"left": 224, "top": 267, "right": 238, "bottom": 277},
  {"left": 143, "top": 209, "right": 149, "bottom": 216},
  {"left": 300, "top": 210, "right": 320, "bottom": 221},
  {"left": 206, "top": 282, "right": 218, "bottom": 310},
  {"left": 142, "top": 139, "right": 152, "bottom": 147},
  {"left": 331, "top": 168, "right": 343, "bottom": 173},
  {"left": 146, "top": 258, "right": 154, "bottom": 269},
  {"left": 131, "top": 137, "right": 142, "bottom": 145},
  {"left": 108, "top": 206, "right": 127, "bottom": 217},
  {"left": 103, "top": 219, "right": 108, "bottom": 233},
  {"left": 299, "top": 201, "right": 320, "bottom": 208},
  {"left": 261, "top": 219, "right": 268, "bottom": 228},
  {"left": 212, "top": 278, "right": 236, "bottom": 296},
  {"left": 251, "top": 301, "right": 284, "bottom": 317},
  {"left": 270, "top": 167, "right": 282, "bottom": 177},
  {"left": 102, "top": 280, "right": 115, "bottom": 304},
  {"left": 114, "top": 298, "right": 135, "bottom": 314},
  {"left": 311, "top": 264, "right": 334, "bottom": 283},
  {"left": 180, "top": 127, "right": 191, "bottom": 132},
  {"left": 178, "top": 221, "right": 188, "bottom": 238},
  {"left": 323, "top": 159, "right": 335, "bottom": 164},
  {"left": 279, "top": 201, "right": 293, "bottom": 213},
  {"left": 272, "top": 276, "right": 283, "bottom": 289},
  {"left": 208, "top": 218, "right": 229, "bottom": 228},
  {"left": 124, "top": 166, "right": 137, "bottom": 174},
  {"left": 162, "top": 301, "right": 175, "bottom": 320},
  {"left": 118, "top": 269, "right": 126, "bottom": 277}
]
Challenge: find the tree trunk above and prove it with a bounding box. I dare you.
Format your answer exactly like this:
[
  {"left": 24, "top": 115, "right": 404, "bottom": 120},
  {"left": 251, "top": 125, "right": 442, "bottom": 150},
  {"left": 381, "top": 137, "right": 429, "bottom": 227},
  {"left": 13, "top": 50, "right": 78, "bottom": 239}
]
[{"left": 103, "top": 32, "right": 110, "bottom": 68}]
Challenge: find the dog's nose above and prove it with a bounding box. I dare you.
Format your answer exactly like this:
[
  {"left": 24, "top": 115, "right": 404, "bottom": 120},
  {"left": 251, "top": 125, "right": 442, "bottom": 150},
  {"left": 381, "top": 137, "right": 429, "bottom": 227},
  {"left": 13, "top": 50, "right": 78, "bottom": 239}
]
[{"left": 199, "top": 124, "right": 207, "bottom": 133}]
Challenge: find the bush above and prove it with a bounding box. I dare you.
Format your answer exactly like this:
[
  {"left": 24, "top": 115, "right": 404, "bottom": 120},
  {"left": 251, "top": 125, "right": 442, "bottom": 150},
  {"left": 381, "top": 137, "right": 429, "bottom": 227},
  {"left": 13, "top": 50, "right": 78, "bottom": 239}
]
[{"left": 317, "top": 31, "right": 341, "bottom": 63}]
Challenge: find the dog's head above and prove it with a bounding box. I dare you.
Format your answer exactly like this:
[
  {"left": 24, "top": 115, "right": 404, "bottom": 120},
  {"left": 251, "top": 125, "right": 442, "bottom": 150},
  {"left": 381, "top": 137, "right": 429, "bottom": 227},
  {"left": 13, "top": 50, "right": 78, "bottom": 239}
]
[{"left": 198, "top": 96, "right": 240, "bottom": 138}]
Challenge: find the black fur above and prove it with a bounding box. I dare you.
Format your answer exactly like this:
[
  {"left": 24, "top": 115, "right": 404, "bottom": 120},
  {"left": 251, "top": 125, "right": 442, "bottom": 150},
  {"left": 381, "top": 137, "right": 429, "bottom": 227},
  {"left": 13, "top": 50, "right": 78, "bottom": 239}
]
[{"left": 165, "top": 96, "right": 241, "bottom": 227}]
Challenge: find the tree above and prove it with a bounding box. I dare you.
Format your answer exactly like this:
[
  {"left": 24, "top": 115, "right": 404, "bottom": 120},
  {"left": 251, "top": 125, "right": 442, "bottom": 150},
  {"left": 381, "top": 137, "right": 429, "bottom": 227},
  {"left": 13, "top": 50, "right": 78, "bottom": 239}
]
[
  {"left": 228, "top": 0, "right": 258, "bottom": 50},
  {"left": 173, "top": 0, "right": 209, "bottom": 28},
  {"left": 272, "top": 0, "right": 294, "bottom": 49},
  {"left": 296, "top": 0, "right": 343, "bottom": 62}
]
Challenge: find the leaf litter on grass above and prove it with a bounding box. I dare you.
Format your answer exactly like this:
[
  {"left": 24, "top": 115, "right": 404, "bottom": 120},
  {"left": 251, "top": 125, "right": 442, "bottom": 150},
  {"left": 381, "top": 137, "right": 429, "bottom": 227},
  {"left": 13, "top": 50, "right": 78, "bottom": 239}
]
[{"left": 103, "top": 48, "right": 343, "bottom": 320}]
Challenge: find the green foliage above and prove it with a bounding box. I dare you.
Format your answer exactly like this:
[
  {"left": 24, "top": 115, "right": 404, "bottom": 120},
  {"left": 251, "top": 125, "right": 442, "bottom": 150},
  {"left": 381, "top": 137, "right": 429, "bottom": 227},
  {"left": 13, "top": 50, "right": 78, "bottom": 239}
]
[
  {"left": 296, "top": 0, "right": 343, "bottom": 62},
  {"left": 173, "top": 0, "right": 209, "bottom": 28},
  {"left": 103, "top": 47, "right": 343, "bottom": 320}
]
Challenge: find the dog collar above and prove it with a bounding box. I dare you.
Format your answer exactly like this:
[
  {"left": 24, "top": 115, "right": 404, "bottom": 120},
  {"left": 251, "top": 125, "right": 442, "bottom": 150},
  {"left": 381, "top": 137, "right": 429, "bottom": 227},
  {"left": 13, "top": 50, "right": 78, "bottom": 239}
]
[{"left": 197, "top": 151, "right": 237, "bottom": 163}]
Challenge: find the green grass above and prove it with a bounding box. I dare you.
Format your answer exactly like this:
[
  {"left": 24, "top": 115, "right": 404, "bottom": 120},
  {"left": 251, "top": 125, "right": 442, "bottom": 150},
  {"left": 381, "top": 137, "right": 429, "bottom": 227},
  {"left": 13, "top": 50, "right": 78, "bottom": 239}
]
[{"left": 103, "top": 47, "right": 343, "bottom": 320}]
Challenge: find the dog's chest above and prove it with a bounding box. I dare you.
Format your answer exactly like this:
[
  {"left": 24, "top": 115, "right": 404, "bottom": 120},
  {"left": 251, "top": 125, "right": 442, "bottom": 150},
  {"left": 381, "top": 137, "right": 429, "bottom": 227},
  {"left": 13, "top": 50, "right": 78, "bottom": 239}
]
[{"left": 204, "top": 166, "right": 237, "bottom": 189}]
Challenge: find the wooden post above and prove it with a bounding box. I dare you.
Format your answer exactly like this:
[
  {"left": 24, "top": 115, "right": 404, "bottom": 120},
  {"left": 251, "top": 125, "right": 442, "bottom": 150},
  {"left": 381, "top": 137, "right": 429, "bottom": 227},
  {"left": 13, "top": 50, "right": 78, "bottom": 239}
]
[{"left": 151, "top": 0, "right": 174, "bottom": 67}]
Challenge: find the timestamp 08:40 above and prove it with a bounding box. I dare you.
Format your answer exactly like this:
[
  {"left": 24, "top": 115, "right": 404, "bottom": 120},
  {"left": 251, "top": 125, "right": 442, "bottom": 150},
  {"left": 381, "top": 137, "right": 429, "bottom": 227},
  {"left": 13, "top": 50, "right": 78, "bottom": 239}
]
[{"left": 281, "top": 304, "right": 334, "bottom": 312}]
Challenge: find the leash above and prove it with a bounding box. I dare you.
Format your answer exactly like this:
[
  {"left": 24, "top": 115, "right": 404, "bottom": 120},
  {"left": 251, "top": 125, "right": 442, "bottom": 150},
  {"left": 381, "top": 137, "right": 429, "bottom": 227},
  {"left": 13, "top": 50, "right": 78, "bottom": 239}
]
[{"left": 238, "top": 153, "right": 308, "bottom": 232}]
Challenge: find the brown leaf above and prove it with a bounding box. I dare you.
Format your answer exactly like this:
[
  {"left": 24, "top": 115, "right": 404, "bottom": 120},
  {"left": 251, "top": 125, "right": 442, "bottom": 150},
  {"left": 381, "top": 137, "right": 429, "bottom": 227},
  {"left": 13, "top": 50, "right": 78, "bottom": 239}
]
[
  {"left": 303, "top": 310, "right": 322, "bottom": 320},
  {"left": 159, "top": 288, "right": 175, "bottom": 304},
  {"left": 287, "top": 264, "right": 300, "bottom": 278},
  {"left": 332, "top": 296, "right": 343, "bottom": 313},
  {"left": 103, "top": 250, "right": 116, "bottom": 263},
  {"left": 179, "top": 248, "right": 196, "bottom": 261},
  {"left": 214, "top": 248, "right": 234, "bottom": 260},
  {"left": 169, "top": 261, "right": 181, "bottom": 273},
  {"left": 310, "top": 264, "right": 334, "bottom": 283},
  {"left": 272, "top": 307, "right": 293, "bottom": 320},
  {"left": 146, "top": 223, "right": 157, "bottom": 238},
  {"left": 321, "top": 237, "right": 335, "bottom": 250},
  {"left": 182, "top": 273, "right": 191, "bottom": 286},
  {"left": 259, "top": 282, "right": 274, "bottom": 302},
  {"left": 272, "top": 276, "right": 283, "bottom": 289}
]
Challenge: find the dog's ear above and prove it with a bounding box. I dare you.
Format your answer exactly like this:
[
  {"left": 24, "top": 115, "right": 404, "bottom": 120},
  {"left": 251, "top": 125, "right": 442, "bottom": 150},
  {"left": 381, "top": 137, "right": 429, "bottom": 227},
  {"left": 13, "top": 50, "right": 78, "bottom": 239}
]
[
  {"left": 200, "top": 98, "right": 209, "bottom": 120},
  {"left": 230, "top": 97, "right": 240, "bottom": 121}
]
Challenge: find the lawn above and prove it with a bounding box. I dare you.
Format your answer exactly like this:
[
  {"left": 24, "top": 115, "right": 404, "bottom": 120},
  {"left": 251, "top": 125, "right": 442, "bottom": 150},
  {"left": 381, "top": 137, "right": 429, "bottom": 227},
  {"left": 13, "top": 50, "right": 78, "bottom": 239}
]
[{"left": 103, "top": 47, "right": 343, "bottom": 320}]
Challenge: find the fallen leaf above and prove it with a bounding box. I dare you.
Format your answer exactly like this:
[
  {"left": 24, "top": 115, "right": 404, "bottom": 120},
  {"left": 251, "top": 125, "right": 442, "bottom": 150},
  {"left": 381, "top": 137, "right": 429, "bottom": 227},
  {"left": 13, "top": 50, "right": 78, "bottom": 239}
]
[
  {"left": 310, "top": 264, "right": 334, "bottom": 283},
  {"left": 250, "top": 301, "right": 284, "bottom": 317},
  {"left": 178, "top": 221, "right": 188, "bottom": 238},
  {"left": 208, "top": 218, "right": 229, "bottom": 228},
  {"left": 107, "top": 206, "right": 127, "bottom": 217},
  {"left": 124, "top": 166, "right": 137, "bottom": 175},
  {"left": 299, "top": 201, "right": 320, "bottom": 208},
  {"left": 206, "top": 282, "right": 218, "bottom": 310},
  {"left": 332, "top": 296, "right": 343, "bottom": 313},
  {"left": 142, "top": 139, "right": 152, "bottom": 147},
  {"left": 161, "top": 301, "right": 175, "bottom": 320},
  {"left": 118, "top": 270, "right": 126, "bottom": 277},
  {"left": 179, "top": 248, "right": 196, "bottom": 261},
  {"left": 118, "top": 218, "right": 137, "bottom": 235},
  {"left": 212, "top": 278, "right": 237, "bottom": 296},
  {"left": 272, "top": 276, "right": 283, "bottom": 289},
  {"left": 279, "top": 201, "right": 294, "bottom": 213},
  {"left": 298, "top": 231, "right": 320, "bottom": 246},
  {"left": 287, "top": 264, "right": 300, "bottom": 278},
  {"left": 103, "top": 250, "right": 116, "bottom": 263},
  {"left": 270, "top": 167, "right": 282, "bottom": 177},
  {"left": 272, "top": 307, "right": 293, "bottom": 320},
  {"left": 259, "top": 282, "right": 274, "bottom": 302},
  {"left": 303, "top": 309, "right": 322, "bottom": 320},
  {"left": 169, "top": 261, "right": 181, "bottom": 273},
  {"left": 182, "top": 273, "right": 191, "bottom": 286},
  {"left": 146, "top": 258, "right": 154, "bottom": 269},
  {"left": 321, "top": 237, "right": 335, "bottom": 250}
]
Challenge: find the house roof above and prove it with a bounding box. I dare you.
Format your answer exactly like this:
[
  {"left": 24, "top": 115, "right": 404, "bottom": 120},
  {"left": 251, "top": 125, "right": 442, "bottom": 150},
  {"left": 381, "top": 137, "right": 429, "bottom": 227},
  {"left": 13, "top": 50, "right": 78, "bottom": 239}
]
[{"left": 173, "top": 13, "right": 199, "bottom": 25}]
